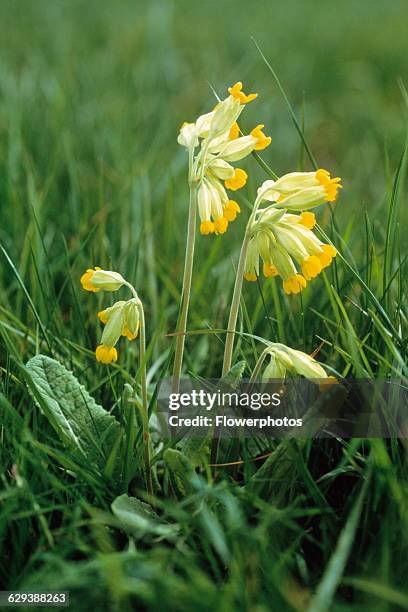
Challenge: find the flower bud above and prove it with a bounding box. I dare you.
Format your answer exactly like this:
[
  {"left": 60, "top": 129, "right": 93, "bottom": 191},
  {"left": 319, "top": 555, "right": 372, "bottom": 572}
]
[
  {"left": 123, "top": 299, "right": 140, "bottom": 340},
  {"left": 218, "top": 135, "right": 257, "bottom": 162},
  {"left": 177, "top": 122, "right": 199, "bottom": 149},
  {"left": 209, "top": 96, "right": 241, "bottom": 138},
  {"left": 208, "top": 158, "right": 235, "bottom": 180},
  {"left": 276, "top": 344, "right": 327, "bottom": 378},
  {"left": 257, "top": 170, "right": 342, "bottom": 211},
  {"left": 273, "top": 225, "right": 310, "bottom": 261},
  {"left": 81, "top": 268, "right": 126, "bottom": 292},
  {"left": 195, "top": 111, "right": 214, "bottom": 138},
  {"left": 101, "top": 302, "right": 126, "bottom": 348},
  {"left": 262, "top": 353, "right": 287, "bottom": 381}
]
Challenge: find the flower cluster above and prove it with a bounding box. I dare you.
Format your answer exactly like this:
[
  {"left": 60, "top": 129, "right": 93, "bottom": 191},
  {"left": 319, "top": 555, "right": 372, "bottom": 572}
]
[
  {"left": 178, "top": 82, "right": 271, "bottom": 235},
  {"left": 80, "top": 268, "right": 140, "bottom": 364},
  {"left": 244, "top": 170, "right": 341, "bottom": 294}
]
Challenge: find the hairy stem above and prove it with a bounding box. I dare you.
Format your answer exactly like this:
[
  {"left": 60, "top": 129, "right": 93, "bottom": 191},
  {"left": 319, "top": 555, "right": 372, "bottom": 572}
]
[{"left": 172, "top": 182, "right": 198, "bottom": 392}]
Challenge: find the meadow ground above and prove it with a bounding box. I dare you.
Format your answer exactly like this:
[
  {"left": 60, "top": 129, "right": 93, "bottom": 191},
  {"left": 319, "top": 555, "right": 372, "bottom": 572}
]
[{"left": 0, "top": 1, "right": 407, "bottom": 610}]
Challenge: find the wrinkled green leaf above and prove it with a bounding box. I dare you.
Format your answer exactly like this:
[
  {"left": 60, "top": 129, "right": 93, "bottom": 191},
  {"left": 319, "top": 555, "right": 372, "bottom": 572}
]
[{"left": 25, "top": 354, "right": 122, "bottom": 477}]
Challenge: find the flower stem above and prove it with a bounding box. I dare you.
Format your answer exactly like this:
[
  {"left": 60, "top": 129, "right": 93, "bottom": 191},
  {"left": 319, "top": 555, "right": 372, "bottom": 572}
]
[
  {"left": 222, "top": 196, "right": 262, "bottom": 377},
  {"left": 221, "top": 232, "right": 250, "bottom": 376},
  {"left": 172, "top": 182, "right": 198, "bottom": 392},
  {"left": 212, "top": 197, "right": 262, "bottom": 464},
  {"left": 137, "top": 301, "right": 153, "bottom": 496},
  {"left": 249, "top": 347, "right": 270, "bottom": 383}
]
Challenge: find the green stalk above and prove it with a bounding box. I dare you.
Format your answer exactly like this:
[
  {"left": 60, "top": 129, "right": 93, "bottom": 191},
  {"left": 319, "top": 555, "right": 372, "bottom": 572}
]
[
  {"left": 211, "top": 197, "right": 263, "bottom": 464},
  {"left": 222, "top": 196, "right": 262, "bottom": 376},
  {"left": 125, "top": 281, "right": 153, "bottom": 496},
  {"left": 221, "top": 231, "right": 250, "bottom": 376},
  {"left": 249, "top": 347, "right": 270, "bottom": 383},
  {"left": 172, "top": 178, "right": 198, "bottom": 393},
  {"left": 137, "top": 301, "right": 153, "bottom": 496}
]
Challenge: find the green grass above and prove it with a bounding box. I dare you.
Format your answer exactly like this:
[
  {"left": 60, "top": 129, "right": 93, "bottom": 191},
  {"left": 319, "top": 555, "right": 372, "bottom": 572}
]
[{"left": 0, "top": 0, "right": 408, "bottom": 610}]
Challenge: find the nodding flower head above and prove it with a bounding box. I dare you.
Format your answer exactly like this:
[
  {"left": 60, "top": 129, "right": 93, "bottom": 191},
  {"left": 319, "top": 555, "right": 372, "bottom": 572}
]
[
  {"left": 258, "top": 169, "right": 342, "bottom": 210},
  {"left": 243, "top": 208, "right": 337, "bottom": 295},
  {"left": 197, "top": 179, "right": 241, "bottom": 235},
  {"left": 81, "top": 269, "right": 142, "bottom": 365},
  {"left": 177, "top": 81, "right": 271, "bottom": 237},
  {"left": 262, "top": 342, "right": 336, "bottom": 384},
  {"left": 95, "top": 298, "right": 140, "bottom": 364},
  {"left": 80, "top": 268, "right": 126, "bottom": 293}
]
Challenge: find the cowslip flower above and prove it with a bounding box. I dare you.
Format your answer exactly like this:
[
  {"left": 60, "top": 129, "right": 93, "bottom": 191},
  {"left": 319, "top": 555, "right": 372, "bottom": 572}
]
[
  {"left": 177, "top": 82, "right": 271, "bottom": 236},
  {"left": 243, "top": 168, "right": 342, "bottom": 294},
  {"left": 80, "top": 268, "right": 142, "bottom": 364},
  {"left": 261, "top": 342, "right": 335, "bottom": 382},
  {"left": 243, "top": 207, "right": 337, "bottom": 294},
  {"left": 96, "top": 299, "right": 140, "bottom": 364},
  {"left": 258, "top": 169, "right": 342, "bottom": 210},
  {"left": 80, "top": 268, "right": 152, "bottom": 492},
  {"left": 80, "top": 267, "right": 126, "bottom": 293}
]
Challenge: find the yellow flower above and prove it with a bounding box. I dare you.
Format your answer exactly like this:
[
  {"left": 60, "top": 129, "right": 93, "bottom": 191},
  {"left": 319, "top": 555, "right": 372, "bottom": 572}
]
[
  {"left": 200, "top": 220, "right": 215, "bottom": 235},
  {"left": 122, "top": 326, "right": 138, "bottom": 340},
  {"left": 282, "top": 274, "right": 307, "bottom": 295},
  {"left": 178, "top": 81, "right": 270, "bottom": 237},
  {"left": 96, "top": 345, "right": 118, "bottom": 364},
  {"left": 197, "top": 180, "right": 229, "bottom": 235},
  {"left": 214, "top": 216, "right": 229, "bottom": 235},
  {"left": 80, "top": 268, "right": 125, "bottom": 292},
  {"left": 258, "top": 169, "right": 342, "bottom": 210},
  {"left": 318, "top": 244, "right": 337, "bottom": 268},
  {"left": 229, "top": 122, "right": 240, "bottom": 140},
  {"left": 84, "top": 293, "right": 140, "bottom": 364},
  {"left": 301, "top": 255, "right": 322, "bottom": 281},
  {"left": 223, "top": 200, "right": 241, "bottom": 221},
  {"left": 228, "top": 81, "right": 258, "bottom": 104},
  {"left": 262, "top": 343, "right": 330, "bottom": 381},
  {"left": 315, "top": 169, "right": 342, "bottom": 202},
  {"left": 80, "top": 267, "right": 102, "bottom": 292},
  {"left": 96, "top": 299, "right": 140, "bottom": 362},
  {"left": 243, "top": 209, "right": 338, "bottom": 295},
  {"left": 250, "top": 124, "right": 272, "bottom": 150},
  {"left": 299, "top": 211, "right": 316, "bottom": 229},
  {"left": 81, "top": 266, "right": 144, "bottom": 365},
  {"left": 263, "top": 262, "right": 278, "bottom": 278},
  {"left": 224, "top": 168, "right": 247, "bottom": 190}
]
